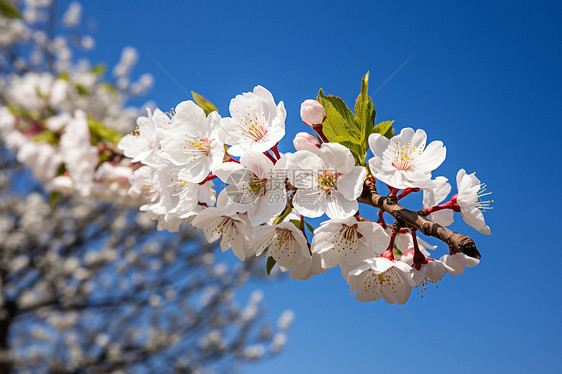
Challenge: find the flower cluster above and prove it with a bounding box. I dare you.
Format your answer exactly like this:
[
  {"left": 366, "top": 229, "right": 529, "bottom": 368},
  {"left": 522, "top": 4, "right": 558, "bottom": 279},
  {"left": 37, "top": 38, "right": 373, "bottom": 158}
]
[
  {"left": 0, "top": 1, "right": 154, "bottom": 203},
  {"left": 119, "top": 83, "right": 493, "bottom": 305},
  {"left": 0, "top": 2, "right": 492, "bottom": 305},
  {"left": 0, "top": 70, "right": 146, "bottom": 203}
]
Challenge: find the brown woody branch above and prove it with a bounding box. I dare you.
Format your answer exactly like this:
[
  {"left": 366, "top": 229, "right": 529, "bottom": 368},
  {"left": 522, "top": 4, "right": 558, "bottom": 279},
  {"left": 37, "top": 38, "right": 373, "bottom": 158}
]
[{"left": 358, "top": 178, "right": 481, "bottom": 259}]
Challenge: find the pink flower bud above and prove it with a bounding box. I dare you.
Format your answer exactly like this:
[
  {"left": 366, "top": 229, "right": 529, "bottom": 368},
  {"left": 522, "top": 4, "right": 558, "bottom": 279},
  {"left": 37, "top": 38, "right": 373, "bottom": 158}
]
[
  {"left": 300, "top": 99, "right": 326, "bottom": 126},
  {"left": 293, "top": 132, "right": 320, "bottom": 152}
]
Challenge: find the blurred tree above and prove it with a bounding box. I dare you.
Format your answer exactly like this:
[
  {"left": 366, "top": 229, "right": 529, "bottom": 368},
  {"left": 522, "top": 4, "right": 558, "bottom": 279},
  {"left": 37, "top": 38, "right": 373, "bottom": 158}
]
[
  {"left": 0, "top": 1, "right": 292, "bottom": 373},
  {"left": 0, "top": 150, "right": 291, "bottom": 374}
]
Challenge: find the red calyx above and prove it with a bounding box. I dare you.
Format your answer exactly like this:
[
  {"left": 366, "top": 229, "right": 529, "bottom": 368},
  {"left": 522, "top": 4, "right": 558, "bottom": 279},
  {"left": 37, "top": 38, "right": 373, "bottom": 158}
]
[{"left": 381, "top": 249, "right": 395, "bottom": 261}]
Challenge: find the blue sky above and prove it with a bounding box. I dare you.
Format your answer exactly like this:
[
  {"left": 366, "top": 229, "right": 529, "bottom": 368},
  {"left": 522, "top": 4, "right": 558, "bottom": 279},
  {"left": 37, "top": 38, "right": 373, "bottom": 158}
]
[{"left": 78, "top": 0, "right": 561, "bottom": 372}]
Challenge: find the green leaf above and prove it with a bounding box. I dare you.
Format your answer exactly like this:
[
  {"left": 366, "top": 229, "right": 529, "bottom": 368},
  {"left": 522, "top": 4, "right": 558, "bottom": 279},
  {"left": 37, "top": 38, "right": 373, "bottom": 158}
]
[
  {"left": 57, "top": 163, "right": 67, "bottom": 176},
  {"left": 289, "top": 219, "right": 302, "bottom": 230},
  {"left": 288, "top": 216, "right": 315, "bottom": 233},
  {"left": 75, "top": 84, "right": 89, "bottom": 96},
  {"left": 316, "top": 73, "right": 396, "bottom": 165},
  {"left": 0, "top": 0, "right": 22, "bottom": 18},
  {"left": 383, "top": 126, "right": 395, "bottom": 139},
  {"left": 316, "top": 89, "right": 360, "bottom": 141},
  {"left": 87, "top": 115, "right": 123, "bottom": 145},
  {"left": 35, "top": 86, "right": 46, "bottom": 99},
  {"left": 192, "top": 91, "right": 218, "bottom": 116},
  {"left": 392, "top": 245, "right": 403, "bottom": 258},
  {"left": 355, "top": 72, "right": 376, "bottom": 157},
  {"left": 272, "top": 206, "right": 292, "bottom": 225},
  {"left": 7, "top": 103, "right": 28, "bottom": 117},
  {"left": 99, "top": 82, "right": 118, "bottom": 96},
  {"left": 49, "top": 191, "right": 61, "bottom": 207},
  {"left": 98, "top": 148, "right": 112, "bottom": 164},
  {"left": 33, "top": 131, "right": 58, "bottom": 144},
  {"left": 331, "top": 135, "right": 365, "bottom": 165},
  {"left": 372, "top": 120, "right": 395, "bottom": 139},
  {"left": 57, "top": 71, "right": 70, "bottom": 81},
  {"left": 90, "top": 64, "right": 106, "bottom": 76},
  {"left": 266, "top": 257, "right": 277, "bottom": 275}
]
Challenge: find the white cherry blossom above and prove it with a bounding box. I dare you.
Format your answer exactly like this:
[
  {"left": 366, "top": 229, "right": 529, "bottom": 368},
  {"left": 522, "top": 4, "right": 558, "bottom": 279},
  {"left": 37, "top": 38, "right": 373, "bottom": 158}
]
[
  {"left": 91, "top": 163, "right": 134, "bottom": 201},
  {"left": 17, "top": 142, "right": 62, "bottom": 182},
  {"left": 423, "top": 176, "right": 454, "bottom": 226},
  {"left": 293, "top": 132, "right": 320, "bottom": 153},
  {"left": 311, "top": 217, "right": 388, "bottom": 269},
  {"left": 192, "top": 208, "right": 253, "bottom": 261},
  {"left": 261, "top": 211, "right": 324, "bottom": 280},
  {"left": 455, "top": 169, "right": 492, "bottom": 235},
  {"left": 151, "top": 177, "right": 216, "bottom": 232},
  {"left": 281, "top": 252, "right": 325, "bottom": 281},
  {"left": 214, "top": 152, "right": 286, "bottom": 226},
  {"left": 346, "top": 257, "right": 415, "bottom": 305},
  {"left": 128, "top": 166, "right": 160, "bottom": 204},
  {"left": 118, "top": 107, "right": 171, "bottom": 168},
  {"left": 160, "top": 101, "right": 224, "bottom": 182},
  {"left": 147, "top": 166, "right": 216, "bottom": 221},
  {"left": 60, "top": 110, "right": 98, "bottom": 195},
  {"left": 285, "top": 143, "right": 366, "bottom": 219},
  {"left": 252, "top": 222, "right": 310, "bottom": 270},
  {"left": 401, "top": 250, "right": 453, "bottom": 286},
  {"left": 0, "top": 106, "right": 16, "bottom": 132},
  {"left": 5, "top": 72, "right": 66, "bottom": 112},
  {"left": 440, "top": 252, "right": 480, "bottom": 277},
  {"left": 368, "top": 127, "right": 446, "bottom": 189},
  {"left": 219, "top": 86, "right": 286, "bottom": 156},
  {"left": 300, "top": 99, "right": 325, "bottom": 126},
  {"left": 50, "top": 175, "right": 75, "bottom": 193},
  {"left": 154, "top": 213, "right": 185, "bottom": 233},
  {"left": 46, "top": 112, "right": 71, "bottom": 132}
]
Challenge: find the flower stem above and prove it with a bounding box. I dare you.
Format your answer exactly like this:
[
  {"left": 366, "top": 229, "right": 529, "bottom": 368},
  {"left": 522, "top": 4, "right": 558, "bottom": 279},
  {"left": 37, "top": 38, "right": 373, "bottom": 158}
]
[
  {"left": 263, "top": 151, "right": 277, "bottom": 164},
  {"left": 300, "top": 215, "right": 312, "bottom": 255},
  {"left": 411, "top": 228, "right": 427, "bottom": 270},
  {"left": 397, "top": 188, "right": 420, "bottom": 200},
  {"left": 272, "top": 143, "right": 281, "bottom": 159},
  {"left": 312, "top": 124, "right": 329, "bottom": 143},
  {"left": 387, "top": 186, "right": 400, "bottom": 197},
  {"left": 425, "top": 199, "right": 460, "bottom": 214},
  {"left": 355, "top": 212, "right": 374, "bottom": 223},
  {"left": 377, "top": 209, "right": 387, "bottom": 228},
  {"left": 199, "top": 174, "right": 217, "bottom": 184},
  {"left": 381, "top": 231, "right": 396, "bottom": 260}
]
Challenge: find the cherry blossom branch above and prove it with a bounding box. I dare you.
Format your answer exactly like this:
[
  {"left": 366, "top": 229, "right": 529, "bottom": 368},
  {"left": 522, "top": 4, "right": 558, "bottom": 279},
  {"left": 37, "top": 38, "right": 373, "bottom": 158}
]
[{"left": 358, "top": 177, "right": 481, "bottom": 259}]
